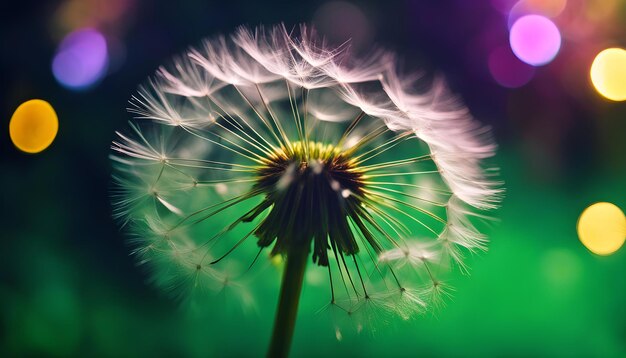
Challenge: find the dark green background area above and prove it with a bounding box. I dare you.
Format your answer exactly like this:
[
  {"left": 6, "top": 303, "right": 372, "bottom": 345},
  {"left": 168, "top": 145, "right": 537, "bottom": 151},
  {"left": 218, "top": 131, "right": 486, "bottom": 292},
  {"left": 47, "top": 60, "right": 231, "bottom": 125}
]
[{"left": 1, "top": 0, "right": 625, "bottom": 357}]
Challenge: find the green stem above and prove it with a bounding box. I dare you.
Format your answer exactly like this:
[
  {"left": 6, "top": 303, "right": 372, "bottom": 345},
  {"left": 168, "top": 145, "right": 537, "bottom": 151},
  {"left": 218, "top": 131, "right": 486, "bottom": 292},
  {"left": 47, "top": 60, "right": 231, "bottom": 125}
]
[{"left": 267, "top": 247, "right": 309, "bottom": 358}]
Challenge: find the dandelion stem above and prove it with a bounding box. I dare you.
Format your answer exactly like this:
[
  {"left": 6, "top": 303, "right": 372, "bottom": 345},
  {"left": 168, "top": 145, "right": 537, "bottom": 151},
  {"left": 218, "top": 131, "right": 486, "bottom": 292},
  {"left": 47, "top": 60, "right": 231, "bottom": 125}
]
[{"left": 267, "top": 246, "right": 309, "bottom": 358}]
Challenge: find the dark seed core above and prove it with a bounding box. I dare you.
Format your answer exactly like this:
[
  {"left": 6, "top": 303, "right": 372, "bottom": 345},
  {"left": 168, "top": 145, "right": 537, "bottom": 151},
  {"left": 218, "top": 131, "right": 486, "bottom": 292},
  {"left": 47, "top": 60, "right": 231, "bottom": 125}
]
[{"left": 244, "top": 141, "right": 371, "bottom": 266}]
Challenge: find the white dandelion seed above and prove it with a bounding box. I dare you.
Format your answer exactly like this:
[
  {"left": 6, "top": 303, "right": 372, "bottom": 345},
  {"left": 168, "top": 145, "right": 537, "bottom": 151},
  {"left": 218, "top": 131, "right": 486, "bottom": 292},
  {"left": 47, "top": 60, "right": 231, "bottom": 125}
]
[
  {"left": 379, "top": 240, "right": 442, "bottom": 268},
  {"left": 111, "top": 23, "right": 502, "bottom": 355}
]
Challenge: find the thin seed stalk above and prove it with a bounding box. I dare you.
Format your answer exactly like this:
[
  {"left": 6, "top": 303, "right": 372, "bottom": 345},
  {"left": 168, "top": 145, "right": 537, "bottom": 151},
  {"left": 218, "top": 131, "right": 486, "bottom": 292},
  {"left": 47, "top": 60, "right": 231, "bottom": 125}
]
[{"left": 267, "top": 246, "right": 309, "bottom": 358}]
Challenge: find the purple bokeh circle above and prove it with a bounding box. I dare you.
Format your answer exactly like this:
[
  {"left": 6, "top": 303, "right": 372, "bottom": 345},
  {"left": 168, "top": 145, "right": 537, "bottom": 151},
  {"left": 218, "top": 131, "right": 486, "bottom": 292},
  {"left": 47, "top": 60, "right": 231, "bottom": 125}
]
[
  {"left": 509, "top": 15, "right": 561, "bottom": 66},
  {"left": 52, "top": 29, "right": 108, "bottom": 89},
  {"left": 489, "top": 46, "right": 535, "bottom": 88}
]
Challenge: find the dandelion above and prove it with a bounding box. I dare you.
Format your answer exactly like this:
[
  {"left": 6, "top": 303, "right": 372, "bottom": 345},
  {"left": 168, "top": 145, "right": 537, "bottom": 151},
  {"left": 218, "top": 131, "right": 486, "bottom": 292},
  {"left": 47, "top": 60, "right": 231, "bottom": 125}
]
[{"left": 111, "top": 24, "right": 501, "bottom": 357}]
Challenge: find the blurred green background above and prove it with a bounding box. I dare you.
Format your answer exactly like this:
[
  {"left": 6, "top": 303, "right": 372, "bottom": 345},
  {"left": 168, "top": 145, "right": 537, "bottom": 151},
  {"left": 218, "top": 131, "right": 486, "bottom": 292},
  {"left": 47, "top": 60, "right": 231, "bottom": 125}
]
[{"left": 1, "top": 0, "right": 625, "bottom": 356}]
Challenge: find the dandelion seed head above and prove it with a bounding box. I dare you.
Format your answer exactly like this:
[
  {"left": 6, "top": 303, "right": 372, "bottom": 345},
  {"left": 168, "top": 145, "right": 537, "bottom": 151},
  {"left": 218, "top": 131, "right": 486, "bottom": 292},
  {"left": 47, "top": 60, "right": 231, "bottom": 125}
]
[{"left": 111, "top": 23, "right": 501, "bottom": 326}]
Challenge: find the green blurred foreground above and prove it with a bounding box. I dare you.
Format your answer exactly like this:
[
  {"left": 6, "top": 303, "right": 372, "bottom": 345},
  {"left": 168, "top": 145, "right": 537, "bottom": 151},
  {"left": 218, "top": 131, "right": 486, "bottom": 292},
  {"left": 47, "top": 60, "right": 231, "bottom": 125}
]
[{"left": 1, "top": 147, "right": 624, "bottom": 357}]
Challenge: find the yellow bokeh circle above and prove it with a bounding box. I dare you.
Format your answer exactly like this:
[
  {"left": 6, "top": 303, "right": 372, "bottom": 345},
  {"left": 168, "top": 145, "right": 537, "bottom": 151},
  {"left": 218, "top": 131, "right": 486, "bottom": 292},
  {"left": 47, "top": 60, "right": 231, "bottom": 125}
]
[
  {"left": 577, "top": 202, "right": 626, "bottom": 255},
  {"left": 590, "top": 48, "right": 626, "bottom": 101},
  {"left": 9, "top": 99, "right": 59, "bottom": 153}
]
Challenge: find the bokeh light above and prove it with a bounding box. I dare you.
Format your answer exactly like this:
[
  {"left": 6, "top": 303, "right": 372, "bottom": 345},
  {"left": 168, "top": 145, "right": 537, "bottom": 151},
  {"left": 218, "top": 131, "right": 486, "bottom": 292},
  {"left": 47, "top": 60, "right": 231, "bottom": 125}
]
[
  {"left": 488, "top": 45, "right": 535, "bottom": 88},
  {"left": 54, "top": 0, "right": 135, "bottom": 33},
  {"left": 522, "top": 0, "right": 567, "bottom": 17},
  {"left": 52, "top": 28, "right": 108, "bottom": 90},
  {"left": 577, "top": 202, "right": 626, "bottom": 256},
  {"left": 491, "top": 0, "right": 517, "bottom": 14},
  {"left": 9, "top": 99, "right": 59, "bottom": 154},
  {"left": 509, "top": 15, "right": 561, "bottom": 66},
  {"left": 590, "top": 48, "right": 626, "bottom": 101},
  {"left": 508, "top": 0, "right": 567, "bottom": 28}
]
